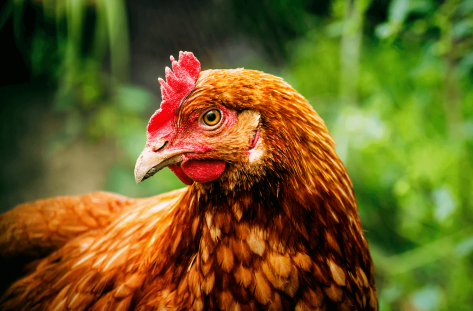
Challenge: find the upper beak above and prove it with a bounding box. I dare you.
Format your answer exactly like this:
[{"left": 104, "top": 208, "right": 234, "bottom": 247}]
[{"left": 134, "top": 140, "right": 186, "bottom": 184}]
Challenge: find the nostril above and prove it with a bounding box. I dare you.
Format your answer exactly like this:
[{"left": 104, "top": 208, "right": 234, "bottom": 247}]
[{"left": 152, "top": 140, "right": 168, "bottom": 152}]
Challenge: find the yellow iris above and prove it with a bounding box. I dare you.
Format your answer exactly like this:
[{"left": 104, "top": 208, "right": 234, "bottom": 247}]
[{"left": 203, "top": 109, "right": 222, "bottom": 126}]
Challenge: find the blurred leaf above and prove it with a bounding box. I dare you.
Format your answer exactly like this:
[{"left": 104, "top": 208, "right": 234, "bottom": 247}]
[
  {"left": 375, "top": 0, "right": 410, "bottom": 38},
  {"left": 389, "top": 0, "right": 410, "bottom": 22},
  {"left": 115, "top": 85, "right": 153, "bottom": 114},
  {"left": 412, "top": 286, "right": 442, "bottom": 311},
  {"left": 458, "top": 51, "right": 473, "bottom": 76},
  {"left": 0, "top": 0, "right": 13, "bottom": 31},
  {"left": 455, "top": 235, "right": 473, "bottom": 257},
  {"left": 371, "top": 229, "right": 470, "bottom": 275},
  {"left": 54, "top": 87, "right": 76, "bottom": 111},
  {"left": 458, "top": 0, "right": 473, "bottom": 14},
  {"left": 381, "top": 283, "right": 403, "bottom": 302},
  {"left": 116, "top": 118, "right": 147, "bottom": 160},
  {"left": 433, "top": 186, "right": 457, "bottom": 223},
  {"left": 452, "top": 20, "right": 473, "bottom": 39},
  {"left": 98, "top": 0, "right": 130, "bottom": 81},
  {"left": 46, "top": 111, "right": 83, "bottom": 158},
  {"left": 325, "top": 21, "right": 345, "bottom": 37},
  {"left": 87, "top": 106, "right": 119, "bottom": 140},
  {"left": 410, "top": 0, "right": 434, "bottom": 13}
]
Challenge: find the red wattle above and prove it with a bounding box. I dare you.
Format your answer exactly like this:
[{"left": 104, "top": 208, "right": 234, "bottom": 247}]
[
  {"left": 168, "top": 165, "right": 194, "bottom": 185},
  {"left": 181, "top": 160, "right": 226, "bottom": 184}
]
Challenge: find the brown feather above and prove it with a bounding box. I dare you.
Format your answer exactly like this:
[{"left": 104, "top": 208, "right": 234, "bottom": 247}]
[{"left": 0, "top": 69, "right": 377, "bottom": 310}]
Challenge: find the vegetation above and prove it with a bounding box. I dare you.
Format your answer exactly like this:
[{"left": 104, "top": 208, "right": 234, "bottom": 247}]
[{"left": 1, "top": 0, "right": 473, "bottom": 309}]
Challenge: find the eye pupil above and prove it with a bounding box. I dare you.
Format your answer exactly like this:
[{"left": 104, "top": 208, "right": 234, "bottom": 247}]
[
  {"left": 207, "top": 111, "right": 217, "bottom": 122},
  {"left": 203, "top": 109, "right": 221, "bottom": 126}
]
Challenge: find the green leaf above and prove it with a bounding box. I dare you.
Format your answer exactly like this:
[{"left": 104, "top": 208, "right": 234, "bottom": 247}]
[
  {"left": 115, "top": 85, "right": 153, "bottom": 113},
  {"left": 412, "top": 286, "right": 442, "bottom": 311},
  {"left": 433, "top": 186, "right": 457, "bottom": 223}
]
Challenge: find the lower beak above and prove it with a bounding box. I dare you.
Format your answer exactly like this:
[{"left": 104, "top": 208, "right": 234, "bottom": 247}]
[{"left": 134, "top": 146, "right": 186, "bottom": 184}]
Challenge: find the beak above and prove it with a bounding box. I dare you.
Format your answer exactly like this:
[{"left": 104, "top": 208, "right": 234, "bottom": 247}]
[{"left": 134, "top": 141, "right": 187, "bottom": 184}]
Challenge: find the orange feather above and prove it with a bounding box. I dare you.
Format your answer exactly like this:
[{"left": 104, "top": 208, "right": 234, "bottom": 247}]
[{"left": 1, "top": 67, "right": 377, "bottom": 310}]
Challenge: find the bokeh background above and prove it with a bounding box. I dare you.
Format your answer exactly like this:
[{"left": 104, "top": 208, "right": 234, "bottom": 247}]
[{"left": 1, "top": 0, "right": 473, "bottom": 309}]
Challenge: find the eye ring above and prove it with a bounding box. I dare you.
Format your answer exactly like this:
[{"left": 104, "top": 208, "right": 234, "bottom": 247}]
[{"left": 202, "top": 109, "right": 222, "bottom": 127}]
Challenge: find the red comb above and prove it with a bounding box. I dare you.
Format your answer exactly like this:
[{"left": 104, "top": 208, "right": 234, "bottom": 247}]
[{"left": 147, "top": 52, "right": 201, "bottom": 141}]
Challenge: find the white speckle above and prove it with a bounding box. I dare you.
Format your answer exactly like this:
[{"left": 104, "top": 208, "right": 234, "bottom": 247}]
[
  {"left": 72, "top": 252, "right": 95, "bottom": 269},
  {"left": 331, "top": 211, "right": 339, "bottom": 222},
  {"left": 206, "top": 212, "right": 213, "bottom": 228},
  {"left": 187, "top": 253, "right": 197, "bottom": 271},
  {"left": 80, "top": 242, "right": 91, "bottom": 252},
  {"left": 249, "top": 148, "right": 264, "bottom": 163},
  {"left": 103, "top": 245, "right": 129, "bottom": 271},
  {"left": 248, "top": 136, "right": 265, "bottom": 163}
]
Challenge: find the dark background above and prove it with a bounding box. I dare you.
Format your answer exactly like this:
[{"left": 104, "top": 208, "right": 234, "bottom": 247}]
[{"left": 1, "top": 0, "right": 473, "bottom": 309}]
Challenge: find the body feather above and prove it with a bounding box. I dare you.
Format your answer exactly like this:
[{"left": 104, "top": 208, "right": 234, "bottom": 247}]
[{"left": 1, "top": 59, "right": 377, "bottom": 310}]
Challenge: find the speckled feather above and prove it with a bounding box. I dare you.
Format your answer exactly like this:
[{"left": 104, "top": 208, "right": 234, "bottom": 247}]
[{"left": 0, "top": 69, "right": 377, "bottom": 310}]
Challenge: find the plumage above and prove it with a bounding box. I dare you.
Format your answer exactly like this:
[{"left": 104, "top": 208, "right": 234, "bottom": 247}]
[{"left": 0, "top": 52, "right": 377, "bottom": 310}]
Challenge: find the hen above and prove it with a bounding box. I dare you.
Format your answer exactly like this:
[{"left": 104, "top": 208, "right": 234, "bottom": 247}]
[{"left": 0, "top": 52, "right": 377, "bottom": 310}]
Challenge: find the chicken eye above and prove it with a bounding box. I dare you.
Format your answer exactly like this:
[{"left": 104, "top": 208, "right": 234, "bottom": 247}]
[{"left": 202, "top": 109, "right": 222, "bottom": 127}]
